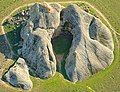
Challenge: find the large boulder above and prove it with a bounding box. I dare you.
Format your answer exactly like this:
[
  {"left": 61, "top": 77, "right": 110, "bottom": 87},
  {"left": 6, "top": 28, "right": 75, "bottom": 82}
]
[
  {"left": 58, "top": 5, "right": 114, "bottom": 82},
  {"left": 20, "top": 3, "right": 62, "bottom": 79},
  {"left": 19, "top": 3, "right": 114, "bottom": 83},
  {"left": 28, "top": 2, "right": 62, "bottom": 29},
  {"left": 3, "top": 58, "right": 32, "bottom": 90}
]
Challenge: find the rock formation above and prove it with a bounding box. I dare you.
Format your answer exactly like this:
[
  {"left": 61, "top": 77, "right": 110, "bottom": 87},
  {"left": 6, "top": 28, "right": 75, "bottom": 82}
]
[
  {"left": 57, "top": 4, "right": 114, "bottom": 82},
  {"left": 19, "top": 3, "right": 114, "bottom": 82},
  {"left": 3, "top": 2, "right": 114, "bottom": 90},
  {"left": 3, "top": 58, "right": 33, "bottom": 90},
  {"left": 20, "top": 3, "right": 62, "bottom": 79}
]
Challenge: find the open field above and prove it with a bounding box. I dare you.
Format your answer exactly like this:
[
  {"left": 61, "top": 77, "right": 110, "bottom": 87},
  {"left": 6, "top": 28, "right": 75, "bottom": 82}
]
[{"left": 0, "top": 0, "right": 120, "bottom": 92}]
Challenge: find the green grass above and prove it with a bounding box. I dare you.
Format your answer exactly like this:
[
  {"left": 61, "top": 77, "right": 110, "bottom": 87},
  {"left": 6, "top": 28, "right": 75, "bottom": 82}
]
[
  {"left": 0, "top": 73, "right": 92, "bottom": 92},
  {"left": 30, "top": 73, "right": 93, "bottom": 92},
  {"left": 1, "top": 0, "right": 120, "bottom": 33},
  {"left": 82, "top": 0, "right": 120, "bottom": 33},
  {"left": 0, "top": 0, "right": 120, "bottom": 92}
]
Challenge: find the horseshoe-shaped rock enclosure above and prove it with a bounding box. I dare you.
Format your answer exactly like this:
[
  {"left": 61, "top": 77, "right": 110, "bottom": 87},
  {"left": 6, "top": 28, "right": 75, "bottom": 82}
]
[{"left": 3, "top": 2, "right": 114, "bottom": 90}]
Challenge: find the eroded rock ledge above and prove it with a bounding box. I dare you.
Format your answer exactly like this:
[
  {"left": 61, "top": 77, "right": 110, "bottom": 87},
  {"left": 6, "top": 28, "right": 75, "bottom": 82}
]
[{"left": 3, "top": 2, "right": 114, "bottom": 90}]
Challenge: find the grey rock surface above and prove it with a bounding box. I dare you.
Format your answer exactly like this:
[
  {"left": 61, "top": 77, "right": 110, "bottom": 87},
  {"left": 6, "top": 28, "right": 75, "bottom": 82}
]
[
  {"left": 58, "top": 4, "right": 114, "bottom": 82},
  {"left": 3, "top": 58, "right": 32, "bottom": 90},
  {"left": 28, "top": 3, "right": 62, "bottom": 29},
  {"left": 19, "top": 3, "right": 114, "bottom": 83},
  {"left": 20, "top": 3, "right": 62, "bottom": 79}
]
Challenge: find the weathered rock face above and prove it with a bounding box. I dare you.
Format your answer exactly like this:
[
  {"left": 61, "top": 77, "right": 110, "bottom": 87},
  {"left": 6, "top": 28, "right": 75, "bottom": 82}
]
[
  {"left": 3, "top": 58, "right": 32, "bottom": 90},
  {"left": 58, "top": 5, "right": 114, "bottom": 82},
  {"left": 20, "top": 3, "right": 62, "bottom": 79},
  {"left": 28, "top": 3, "right": 62, "bottom": 29},
  {"left": 18, "top": 3, "right": 114, "bottom": 83}
]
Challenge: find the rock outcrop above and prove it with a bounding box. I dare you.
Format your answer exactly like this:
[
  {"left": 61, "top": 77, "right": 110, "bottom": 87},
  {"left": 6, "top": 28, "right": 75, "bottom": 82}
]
[
  {"left": 4, "top": 3, "right": 114, "bottom": 89},
  {"left": 20, "top": 3, "right": 62, "bottom": 79},
  {"left": 20, "top": 3, "right": 114, "bottom": 82},
  {"left": 3, "top": 58, "right": 32, "bottom": 90},
  {"left": 57, "top": 4, "right": 114, "bottom": 82}
]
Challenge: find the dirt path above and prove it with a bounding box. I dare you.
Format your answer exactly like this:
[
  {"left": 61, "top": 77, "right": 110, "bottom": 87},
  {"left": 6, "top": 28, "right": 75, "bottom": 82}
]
[{"left": 0, "top": 78, "right": 15, "bottom": 90}]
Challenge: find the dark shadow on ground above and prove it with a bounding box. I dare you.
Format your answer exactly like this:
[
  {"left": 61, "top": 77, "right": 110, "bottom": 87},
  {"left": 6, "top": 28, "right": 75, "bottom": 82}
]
[
  {"left": 0, "top": 23, "right": 22, "bottom": 78},
  {"left": 51, "top": 31, "right": 73, "bottom": 81},
  {"left": 0, "top": 34, "right": 11, "bottom": 59}
]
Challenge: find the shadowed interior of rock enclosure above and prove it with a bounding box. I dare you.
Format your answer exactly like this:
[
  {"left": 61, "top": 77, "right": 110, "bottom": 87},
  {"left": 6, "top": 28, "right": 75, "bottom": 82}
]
[{"left": 51, "top": 22, "right": 73, "bottom": 80}]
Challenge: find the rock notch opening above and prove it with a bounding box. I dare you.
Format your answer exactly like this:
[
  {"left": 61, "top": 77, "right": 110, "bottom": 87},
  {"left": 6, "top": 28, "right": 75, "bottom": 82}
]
[{"left": 51, "top": 26, "right": 73, "bottom": 80}]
